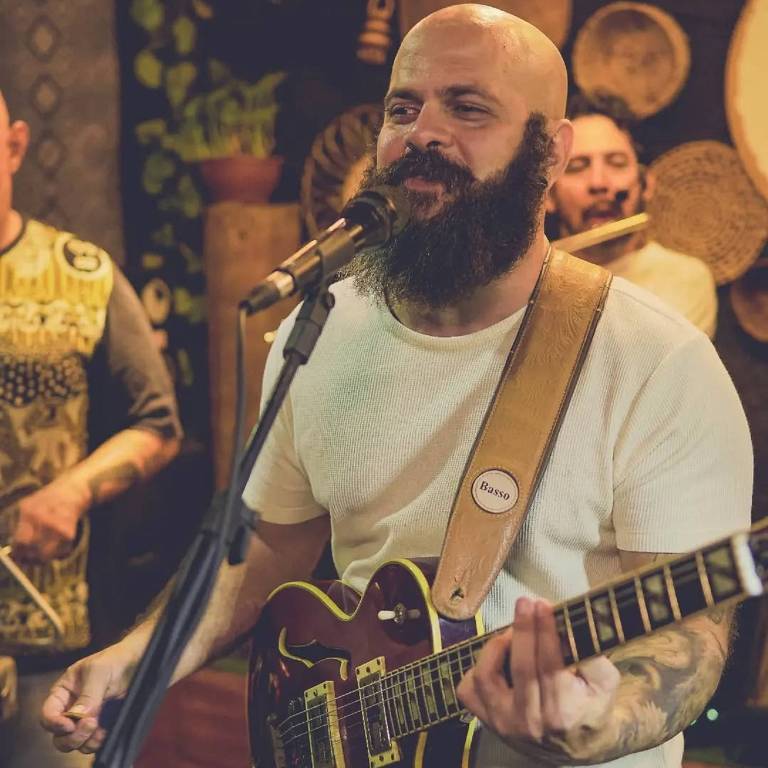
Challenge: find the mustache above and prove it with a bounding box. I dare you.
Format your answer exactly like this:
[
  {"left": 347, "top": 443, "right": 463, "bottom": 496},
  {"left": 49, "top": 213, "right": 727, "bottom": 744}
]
[{"left": 375, "top": 147, "right": 476, "bottom": 192}]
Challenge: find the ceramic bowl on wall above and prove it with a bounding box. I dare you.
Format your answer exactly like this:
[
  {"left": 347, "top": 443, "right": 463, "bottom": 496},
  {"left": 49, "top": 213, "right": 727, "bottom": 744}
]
[{"left": 573, "top": 2, "right": 690, "bottom": 119}]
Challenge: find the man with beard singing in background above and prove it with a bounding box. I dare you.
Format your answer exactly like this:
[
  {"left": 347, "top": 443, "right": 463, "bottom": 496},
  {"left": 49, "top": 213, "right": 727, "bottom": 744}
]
[
  {"left": 547, "top": 93, "right": 718, "bottom": 338},
  {"left": 41, "top": 5, "right": 751, "bottom": 766}
]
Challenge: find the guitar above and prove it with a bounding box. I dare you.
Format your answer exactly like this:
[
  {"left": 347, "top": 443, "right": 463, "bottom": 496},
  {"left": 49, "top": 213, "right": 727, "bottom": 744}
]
[{"left": 248, "top": 519, "right": 768, "bottom": 768}]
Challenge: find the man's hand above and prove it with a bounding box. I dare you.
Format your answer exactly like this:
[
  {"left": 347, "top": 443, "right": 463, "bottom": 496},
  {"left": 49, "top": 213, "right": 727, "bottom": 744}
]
[
  {"left": 41, "top": 644, "right": 136, "bottom": 755},
  {"left": 12, "top": 478, "right": 90, "bottom": 563},
  {"left": 457, "top": 597, "right": 620, "bottom": 761}
]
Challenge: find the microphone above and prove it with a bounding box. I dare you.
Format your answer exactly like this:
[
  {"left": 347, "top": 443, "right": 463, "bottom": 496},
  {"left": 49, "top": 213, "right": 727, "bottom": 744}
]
[
  {"left": 240, "top": 185, "right": 410, "bottom": 314},
  {"left": 614, "top": 189, "right": 629, "bottom": 203}
]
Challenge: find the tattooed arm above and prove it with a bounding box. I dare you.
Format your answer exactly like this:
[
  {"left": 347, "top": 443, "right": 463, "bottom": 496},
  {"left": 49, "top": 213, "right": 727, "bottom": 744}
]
[
  {"left": 459, "top": 550, "right": 734, "bottom": 766},
  {"left": 550, "top": 550, "right": 733, "bottom": 764},
  {"left": 12, "top": 429, "right": 180, "bottom": 563}
]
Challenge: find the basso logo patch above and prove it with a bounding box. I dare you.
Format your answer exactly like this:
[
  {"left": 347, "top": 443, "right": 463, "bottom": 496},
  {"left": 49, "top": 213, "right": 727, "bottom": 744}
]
[{"left": 471, "top": 469, "right": 519, "bottom": 513}]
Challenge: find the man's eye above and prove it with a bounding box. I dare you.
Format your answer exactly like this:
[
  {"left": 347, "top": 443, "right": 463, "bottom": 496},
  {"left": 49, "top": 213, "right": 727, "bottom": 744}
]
[
  {"left": 565, "top": 158, "right": 589, "bottom": 173},
  {"left": 606, "top": 153, "right": 630, "bottom": 168},
  {"left": 454, "top": 103, "right": 485, "bottom": 116},
  {"left": 386, "top": 104, "right": 416, "bottom": 119}
]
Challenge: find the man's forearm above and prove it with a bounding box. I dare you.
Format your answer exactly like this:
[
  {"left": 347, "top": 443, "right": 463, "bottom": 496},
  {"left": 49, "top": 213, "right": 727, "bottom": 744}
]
[
  {"left": 550, "top": 607, "right": 732, "bottom": 764},
  {"left": 60, "top": 428, "right": 180, "bottom": 512}
]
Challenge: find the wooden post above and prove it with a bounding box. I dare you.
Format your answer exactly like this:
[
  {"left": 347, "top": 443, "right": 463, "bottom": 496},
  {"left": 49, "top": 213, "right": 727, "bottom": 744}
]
[{"left": 203, "top": 202, "right": 300, "bottom": 489}]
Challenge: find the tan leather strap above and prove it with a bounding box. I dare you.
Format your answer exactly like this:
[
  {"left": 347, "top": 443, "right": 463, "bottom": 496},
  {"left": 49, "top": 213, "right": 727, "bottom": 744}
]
[{"left": 432, "top": 250, "right": 612, "bottom": 619}]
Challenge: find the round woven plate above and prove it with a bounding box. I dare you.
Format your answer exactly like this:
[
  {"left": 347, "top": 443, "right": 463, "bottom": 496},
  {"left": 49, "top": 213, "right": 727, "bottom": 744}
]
[
  {"left": 648, "top": 140, "right": 768, "bottom": 285},
  {"left": 300, "top": 104, "right": 383, "bottom": 237},
  {"left": 573, "top": 2, "right": 690, "bottom": 118},
  {"left": 726, "top": 0, "right": 768, "bottom": 204},
  {"left": 397, "top": 0, "right": 572, "bottom": 48},
  {"left": 731, "top": 259, "right": 768, "bottom": 343}
]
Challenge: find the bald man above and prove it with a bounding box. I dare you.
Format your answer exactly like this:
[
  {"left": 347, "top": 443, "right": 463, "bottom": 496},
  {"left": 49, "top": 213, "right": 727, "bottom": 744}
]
[
  {"left": 40, "top": 6, "right": 751, "bottom": 767},
  {"left": 0, "top": 89, "right": 182, "bottom": 767}
]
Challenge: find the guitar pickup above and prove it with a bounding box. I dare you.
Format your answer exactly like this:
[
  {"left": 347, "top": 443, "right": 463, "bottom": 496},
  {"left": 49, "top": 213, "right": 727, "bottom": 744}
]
[{"left": 355, "top": 657, "right": 400, "bottom": 768}]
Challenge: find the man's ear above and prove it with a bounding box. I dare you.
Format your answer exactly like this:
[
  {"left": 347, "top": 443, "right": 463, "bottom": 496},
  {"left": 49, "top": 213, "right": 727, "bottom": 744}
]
[
  {"left": 8, "top": 120, "right": 29, "bottom": 175},
  {"left": 545, "top": 187, "right": 558, "bottom": 214},
  {"left": 640, "top": 165, "right": 655, "bottom": 204},
  {"left": 546, "top": 118, "right": 574, "bottom": 190}
]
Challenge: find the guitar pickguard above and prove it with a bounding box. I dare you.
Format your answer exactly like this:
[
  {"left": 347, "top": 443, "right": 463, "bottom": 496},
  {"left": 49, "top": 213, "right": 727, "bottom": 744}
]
[{"left": 278, "top": 627, "right": 351, "bottom": 680}]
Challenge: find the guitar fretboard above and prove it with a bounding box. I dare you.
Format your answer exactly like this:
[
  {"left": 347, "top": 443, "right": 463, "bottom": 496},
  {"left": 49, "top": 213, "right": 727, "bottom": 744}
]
[{"left": 377, "top": 528, "right": 767, "bottom": 739}]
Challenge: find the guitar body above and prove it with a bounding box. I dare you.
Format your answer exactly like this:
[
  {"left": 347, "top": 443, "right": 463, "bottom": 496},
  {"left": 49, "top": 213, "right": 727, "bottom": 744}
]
[{"left": 248, "top": 559, "right": 482, "bottom": 768}]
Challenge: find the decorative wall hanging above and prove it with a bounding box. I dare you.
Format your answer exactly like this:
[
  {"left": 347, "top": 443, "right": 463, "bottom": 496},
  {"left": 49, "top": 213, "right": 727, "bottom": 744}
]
[
  {"left": 357, "top": 0, "right": 396, "bottom": 65},
  {"left": 726, "top": 0, "right": 768, "bottom": 204},
  {"left": 648, "top": 141, "right": 768, "bottom": 286},
  {"left": 0, "top": 1, "right": 124, "bottom": 263},
  {"left": 573, "top": 2, "right": 690, "bottom": 119},
  {"left": 731, "top": 259, "right": 768, "bottom": 344},
  {"left": 300, "top": 104, "right": 383, "bottom": 237},
  {"left": 397, "top": 0, "right": 572, "bottom": 48}
]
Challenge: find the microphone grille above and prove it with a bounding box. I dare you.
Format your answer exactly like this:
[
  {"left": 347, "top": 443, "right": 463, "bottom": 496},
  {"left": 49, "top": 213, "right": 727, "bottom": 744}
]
[{"left": 344, "top": 184, "right": 411, "bottom": 240}]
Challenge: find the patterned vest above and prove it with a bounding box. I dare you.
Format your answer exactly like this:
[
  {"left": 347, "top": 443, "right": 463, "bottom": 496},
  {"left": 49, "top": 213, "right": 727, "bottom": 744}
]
[{"left": 0, "top": 219, "right": 113, "bottom": 654}]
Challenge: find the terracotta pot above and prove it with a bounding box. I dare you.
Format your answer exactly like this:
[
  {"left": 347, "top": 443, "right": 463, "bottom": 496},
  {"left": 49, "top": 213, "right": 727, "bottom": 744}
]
[{"left": 199, "top": 155, "right": 284, "bottom": 204}]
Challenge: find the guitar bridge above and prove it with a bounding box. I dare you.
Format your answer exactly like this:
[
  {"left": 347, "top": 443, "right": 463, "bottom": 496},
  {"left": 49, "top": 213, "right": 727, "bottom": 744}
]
[
  {"left": 304, "top": 681, "right": 345, "bottom": 768},
  {"left": 355, "top": 657, "right": 400, "bottom": 768}
]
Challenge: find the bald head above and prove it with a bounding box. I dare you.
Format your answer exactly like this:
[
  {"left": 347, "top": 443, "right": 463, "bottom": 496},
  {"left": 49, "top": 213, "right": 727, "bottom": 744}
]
[{"left": 397, "top": 3, "right": 568, "bottom": 120}]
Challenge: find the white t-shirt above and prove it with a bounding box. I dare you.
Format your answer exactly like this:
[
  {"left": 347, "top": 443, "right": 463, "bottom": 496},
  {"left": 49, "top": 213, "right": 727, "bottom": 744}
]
[
  {"left": 244, "top": 274, "right": 752, "bottom": 768},
  {"left": 608, "top": 240, "right": 717, "bottom": 339}
]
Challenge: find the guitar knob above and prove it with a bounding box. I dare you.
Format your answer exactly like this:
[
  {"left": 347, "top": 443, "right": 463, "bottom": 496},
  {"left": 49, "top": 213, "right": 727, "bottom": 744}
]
[{"left": 378, "top": 604, "right": 421, "bottom": 624}]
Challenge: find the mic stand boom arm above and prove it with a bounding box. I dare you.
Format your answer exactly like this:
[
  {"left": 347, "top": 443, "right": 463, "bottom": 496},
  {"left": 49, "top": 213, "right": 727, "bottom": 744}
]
[{"left": 93, "top": 280, "right": 338, "bottom": 768}]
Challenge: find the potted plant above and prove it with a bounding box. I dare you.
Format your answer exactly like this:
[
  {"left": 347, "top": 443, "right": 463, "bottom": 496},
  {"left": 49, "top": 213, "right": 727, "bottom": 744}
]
[{"left": 164, "top": 70, "right": 287, "bottom": 203}]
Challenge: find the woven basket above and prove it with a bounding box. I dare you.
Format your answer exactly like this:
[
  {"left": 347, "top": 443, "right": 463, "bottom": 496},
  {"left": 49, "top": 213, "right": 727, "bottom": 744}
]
[
  {"left": 300, "top": 104, "right": 383, "bottom": 238},
  {"left": 726, "top": 0, "right": 768, "bottom": 204},
  {"left": 396, "top": 0, "right": 572, "bottom": 48},
  {"left": 573, "top": 1, "right": 690, "bottom": 118},
  {"left": 731, "top": 259, "right": 768, "bottom": 343},
  {"left": 648, "top": 141, "right": 768, "bottom": 285}
]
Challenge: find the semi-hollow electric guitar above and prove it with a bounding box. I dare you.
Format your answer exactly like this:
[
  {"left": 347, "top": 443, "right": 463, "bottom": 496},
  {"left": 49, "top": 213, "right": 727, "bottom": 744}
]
[{"left": 248, "top": 519, "right": 768, "bottom": 768}]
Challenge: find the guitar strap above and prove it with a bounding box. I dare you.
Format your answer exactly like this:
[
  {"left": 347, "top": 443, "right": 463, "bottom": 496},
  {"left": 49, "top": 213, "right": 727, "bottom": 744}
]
[{"left": 431, "top": 248, "right": 612, "bottom": 620}]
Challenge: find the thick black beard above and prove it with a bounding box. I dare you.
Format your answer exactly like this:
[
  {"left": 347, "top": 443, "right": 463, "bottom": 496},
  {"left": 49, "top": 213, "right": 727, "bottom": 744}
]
[{"left": 347, "top": 113, "right": 553, "bottom": 309}]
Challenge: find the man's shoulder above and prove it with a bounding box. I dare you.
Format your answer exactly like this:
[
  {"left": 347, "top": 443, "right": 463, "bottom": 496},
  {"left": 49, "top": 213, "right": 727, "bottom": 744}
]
[
  {"left": 600, "top": 274, "right": 707, "bottom": 356},
  {"left": 20, "top": 219, "right": 115, "bottom": 276},
  {"left": 638, "top": 240, "right": 714, "bottom": 282}
]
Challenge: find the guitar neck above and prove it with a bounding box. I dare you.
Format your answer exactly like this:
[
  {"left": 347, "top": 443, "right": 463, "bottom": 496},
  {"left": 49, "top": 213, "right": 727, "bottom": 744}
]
[{"left": 381, "top": 522, "right": 768, "bottom": 739}]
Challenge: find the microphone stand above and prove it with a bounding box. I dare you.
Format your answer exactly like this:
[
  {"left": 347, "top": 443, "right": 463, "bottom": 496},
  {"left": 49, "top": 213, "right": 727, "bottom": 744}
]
[{"left": 94, "top": 279, "right": 337, "bottom": 768}]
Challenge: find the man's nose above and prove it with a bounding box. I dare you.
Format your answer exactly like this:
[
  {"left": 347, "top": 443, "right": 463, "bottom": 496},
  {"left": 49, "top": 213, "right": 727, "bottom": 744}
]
[
  {"left": 587, "top": 162, "right": 609, "bottom": 195},
  {"left": 406, "top": 103, "right": 452, "bottom": 152}
]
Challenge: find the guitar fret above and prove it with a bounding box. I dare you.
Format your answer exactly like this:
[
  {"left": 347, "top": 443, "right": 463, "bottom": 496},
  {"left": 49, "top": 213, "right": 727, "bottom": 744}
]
[
  {"left": 705, "top": 543, "right": 741, "bottom": 601},
  {"left": 419, "top": 661, "right": 440, "bottom": 723},
  {"left": 583, "top": 596, "right": 601, "bottom": 654},
  {"left": 438, "top": 655, "right": 459, "bottom": 714},
  {"left": 663, "top": 564, "right": 682, "bottom": 621},
  {"left": 695, "top": 550, "right": 715, "bottom": 607},
  {"left": 405, "top": 672, "right": 424, "bottom": 729},
  {"left": 608, "top": 588, "right": 625, "bottom": 644},
  {"left": 632, "top": 575, "right": 652, "bottom": 633},
  {"left": 554, "top": 609, "right": 576, "bottom": 665},
  {"left": 429, "top": 658, "right": 448, "bottom": 719},
  {"left": 567, "top": 601, "right": 596, "bottom": 660},
  {"left": 590, "top": 591, "right": 621, "bottom": 649},
  {"left": 383, "top": 682, "right": 400, "bottom": 738},
  {"left": 640, "top": 568, "right": 674, "bottom": 628},
  {"left": 393, "top": 672, "right": 410, "bottom": 733},
  {"left": 560, "top": 604, "right": 580, "bottom": 662}
]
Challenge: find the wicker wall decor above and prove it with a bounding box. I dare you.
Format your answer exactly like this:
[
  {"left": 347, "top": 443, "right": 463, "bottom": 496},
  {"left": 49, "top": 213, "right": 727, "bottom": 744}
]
[
  {"left": 300, "top": 104, "right": 383, "bottom": 237},
  {"left": 726, "top": 0, "right": 768, "bottom": 204},
  {"left": 573, "top": 2, "right": 690, "bottom": 119},
  {"left": 731, "top": 259, "right": 768, "bottom": 343},
  {"left": 648, "top": 141, "right": 768, "bottom": 286},
  {"left": 397, "top": 0, "right": 572, "bottom": 48}
]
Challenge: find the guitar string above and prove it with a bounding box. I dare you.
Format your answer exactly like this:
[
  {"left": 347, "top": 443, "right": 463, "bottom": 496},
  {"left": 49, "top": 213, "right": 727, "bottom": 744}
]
[
  {"left": 276, "top": 558, "right": 710, "bottom": 738},
  {"left": 276, "top": 562, "right": 723, "bottom": 744},
  {"left": 277, "top": 560, "right": 721, "bottom": 742},
  {"left": 277, "top": 558, "right": 709, "bottom": 737}
]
